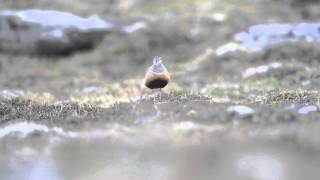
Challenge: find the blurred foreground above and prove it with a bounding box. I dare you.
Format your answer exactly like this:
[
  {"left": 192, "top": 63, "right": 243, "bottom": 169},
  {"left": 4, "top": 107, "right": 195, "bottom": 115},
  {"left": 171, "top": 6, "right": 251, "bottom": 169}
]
[{"left": 1, "top": 0, "right": 320, "bottom": 179}]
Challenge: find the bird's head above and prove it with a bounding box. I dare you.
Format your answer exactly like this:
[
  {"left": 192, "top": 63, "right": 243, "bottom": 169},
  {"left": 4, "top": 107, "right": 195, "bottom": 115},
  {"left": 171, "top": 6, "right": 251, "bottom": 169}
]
[
  {"left": 151, "top": 56, "right": 166, "bottom": 73},
  {"left": 153, "top": 56, "right": 162, "bottom": 66}
]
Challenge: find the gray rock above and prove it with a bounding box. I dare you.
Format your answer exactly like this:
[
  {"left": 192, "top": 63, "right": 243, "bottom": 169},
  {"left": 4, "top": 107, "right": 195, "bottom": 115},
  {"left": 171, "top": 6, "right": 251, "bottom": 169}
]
[
  {"left": 0, "top": 9, "right": 114, "bottom": 56},
  {"left": 298, "top": 105, "right": 317, "bottom": 115},
  {"left": 227, "top": 105, "right": 255, "bottom": 116},
  {"left": 234, "top": 23, "right": 320, "bottom": 51}
]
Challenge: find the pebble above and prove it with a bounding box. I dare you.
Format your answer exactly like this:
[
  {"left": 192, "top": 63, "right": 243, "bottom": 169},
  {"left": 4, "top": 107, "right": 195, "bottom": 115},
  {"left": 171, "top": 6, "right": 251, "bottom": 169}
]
[
  {"left": 298, "top": 105, "right": 317, "bottom": 115},
  {"left": 227, "top": 105, "right": 255, "bottom": 116}
]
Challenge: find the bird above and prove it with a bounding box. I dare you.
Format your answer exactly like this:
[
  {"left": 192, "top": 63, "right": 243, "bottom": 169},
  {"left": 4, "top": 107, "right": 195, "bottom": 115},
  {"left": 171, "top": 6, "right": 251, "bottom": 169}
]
[{"left": 144, "top": 56, "right": 170, "bottom": 90}]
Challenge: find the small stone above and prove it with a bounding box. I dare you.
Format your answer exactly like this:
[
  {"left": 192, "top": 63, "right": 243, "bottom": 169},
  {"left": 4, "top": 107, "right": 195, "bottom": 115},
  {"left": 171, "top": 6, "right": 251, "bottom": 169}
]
[
  {"left": 215, "top": 42, "right": 247, "bottom": 56},
  {"left": 242, "top": 62, "right": 282, "bottom": 78},
  {"left": 212, "top": 13, "right": 226, "bottom": 22},
  {"left": 301, "top": 80, "right": 311, "bottom": 86},
  {"left": 298, "top": 105, "right": 317, "bottom": 115},
  {"left": 173, "top": 121, "right": 196, "bottom": 131},
  {"left": 0, "top": 90, "right": 24, "bottom": 99},
  {"left": 227, "top": 105, "right": 255, "bottom": 116},
  {"left": 187, "top": 110, "right": 197, "bottom": 116},
  {"left": 82, "top": 86, "right": 100, "bottom": 93},
  {"left": 123, "top": 21, "right": 146, "bottom": 33}
]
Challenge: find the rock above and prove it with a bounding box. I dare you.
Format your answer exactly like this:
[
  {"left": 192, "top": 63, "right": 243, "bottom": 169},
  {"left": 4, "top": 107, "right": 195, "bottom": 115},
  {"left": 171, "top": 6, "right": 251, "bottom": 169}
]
[
  {"left": 242, "top": 62, "right": 282, "bottom": 79},
  {"left": 0, "top": 90, "right": 24, "bottom": 99},
  {"left": 0, "top": 9, "right": 114, "bottom": 56},
  {"left": 227, "top": 105, "right": 255, "bottom": 116},
  {"left": 234, "top": 23, "right": 320, "bottom": 51},
  {"left": 297, "top": 105, "right": 317, "bottom": 115},
  {"left": 122, "top": 21, "right": 146, "bottom": 33}
]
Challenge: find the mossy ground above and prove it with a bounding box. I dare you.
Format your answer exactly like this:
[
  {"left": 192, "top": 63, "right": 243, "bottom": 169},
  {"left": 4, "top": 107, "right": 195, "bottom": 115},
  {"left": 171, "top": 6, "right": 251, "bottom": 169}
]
[{"left": 2, "top": 1, "right": 320, "bottom": 179}]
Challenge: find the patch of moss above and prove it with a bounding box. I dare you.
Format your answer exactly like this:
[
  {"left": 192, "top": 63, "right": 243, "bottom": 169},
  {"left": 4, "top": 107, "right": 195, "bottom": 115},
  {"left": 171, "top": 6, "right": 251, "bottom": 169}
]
[
  {"left": 263, "top": 89, "right": 320, "bottom": 104},
  {"left": 0, "top": 97, "right": 101, "bottom": 124}
]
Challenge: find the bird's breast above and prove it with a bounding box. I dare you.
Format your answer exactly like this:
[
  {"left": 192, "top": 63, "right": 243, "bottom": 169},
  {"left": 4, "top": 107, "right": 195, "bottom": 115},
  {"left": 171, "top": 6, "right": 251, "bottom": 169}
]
[{"left": 144, "top": 71, "right": 170, "bottom": 89}]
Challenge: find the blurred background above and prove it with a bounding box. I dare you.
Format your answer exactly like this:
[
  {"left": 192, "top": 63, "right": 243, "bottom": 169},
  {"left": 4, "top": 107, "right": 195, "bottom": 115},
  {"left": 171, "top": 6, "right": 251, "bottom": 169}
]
[{"left": 1, "top": 0, "right": 320, "bottom": 179}]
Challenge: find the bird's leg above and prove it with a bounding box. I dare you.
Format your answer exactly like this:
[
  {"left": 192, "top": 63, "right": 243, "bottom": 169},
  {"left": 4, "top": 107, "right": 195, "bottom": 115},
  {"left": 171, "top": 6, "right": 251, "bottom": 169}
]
[
  {"left": 159, "top": 88, "right": 162, "bottom": 101},
  {"left": 152, "top": 89, "right": 156, "bottom": 103}
]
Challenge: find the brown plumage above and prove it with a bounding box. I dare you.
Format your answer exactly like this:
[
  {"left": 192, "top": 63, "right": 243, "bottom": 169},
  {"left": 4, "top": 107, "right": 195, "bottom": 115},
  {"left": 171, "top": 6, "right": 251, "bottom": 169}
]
[{"left": 144, "top": 56, "right": 170, "bottom": 89}]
